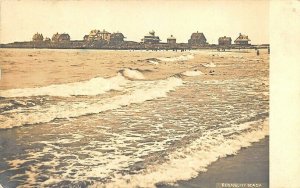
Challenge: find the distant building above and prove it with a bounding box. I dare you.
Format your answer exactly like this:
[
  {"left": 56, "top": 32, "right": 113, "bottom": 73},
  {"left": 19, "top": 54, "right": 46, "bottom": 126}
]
[
  {"left": 110, "top": 32, "right": 126, "bottom": 45},
  {"left": 234, "top": 33, "right": 250, "bottom": 45},
  {"left": 44, "top": 37, "right": 51, "bottom": 42},
  {"left": 87, "top": 30, "right": 100, "bottom": 41},
  {"left": 52, "top": 33, "right": 70, "bottom": 42},
  {"left": 32, "top": 33, "right": 44, "bottom": 42},
  {"left": 87, "top": 29, "right": 111, "bottom": 41},
  {"left": 99, "top": 30, "right": 111, "bottom": 41},
  {"left": 167, "top": 35, "right": 176, "bottom": 45},
  {"left": 142, "top": 30, "right": 160, "bottom": 44},
  {"left": 83, "top": 35, "right": 89, "bottom": 41},
  {"left": 188, "top": 31, "right": 207, "bottom": 46},
  {"left": 218, "top": 36, "right": 232, "bottom": 46}
]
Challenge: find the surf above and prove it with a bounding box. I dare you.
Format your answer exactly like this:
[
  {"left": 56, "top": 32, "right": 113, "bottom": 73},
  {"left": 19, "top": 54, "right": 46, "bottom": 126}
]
[
  {"left": 0, "top": 74, "right": 127, "bottom": 98},
  {"left": 0, "top": 75, "right": 183, "bottom": 129},
  {"left": 158, "top": 54, "right": 194, "bottom": 62},
  {"left": 94, "top": 118, "right": 269, "bottom": 188}
]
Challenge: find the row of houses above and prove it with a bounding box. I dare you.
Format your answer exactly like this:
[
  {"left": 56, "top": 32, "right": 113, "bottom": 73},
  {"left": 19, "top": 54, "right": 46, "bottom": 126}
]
[
  {"left": 218, "top": 34, "right": 251, "bottom": 46},
  {"left": 32, "top": 32, "right": 71, "bottom": 42},
  {"left": 33, "top": 30, "right": 125, "bottom": 44},
  {"left": 32, "top": 30, "right": 251, "bottom": 46},
  {"left": 140, "top": 31, "right": 250, "bottom": 46}
]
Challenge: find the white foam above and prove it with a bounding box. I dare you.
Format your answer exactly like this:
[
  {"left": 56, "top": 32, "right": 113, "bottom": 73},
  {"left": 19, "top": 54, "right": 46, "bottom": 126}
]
[
  {"left": 0, "top": 77, "right": 183, "bottom": 129},
  {"left": 122, "top": 68, "right": 145, "bottom": 80},
  {"left": 149, "top": 60, "right": 159, "bottom": 65},
  {"left": 202, "top": 62, "right": 216, "bottom": 68},
  {"left": 158, "top": 54, "right": 194, "bottom": 62},
  {"left": 182, "top": 70, "right": 204, "bottom": 77},
  {"left": 0, "top": 74, "right": 127, "bottom": 97},
  {"left": 95, "top": 119, "right": 269, "bottom": 188}
]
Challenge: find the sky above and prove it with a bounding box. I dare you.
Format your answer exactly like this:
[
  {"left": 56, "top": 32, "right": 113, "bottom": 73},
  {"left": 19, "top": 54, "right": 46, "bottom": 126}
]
[{"left": 0, "top": 0, "right": 269, "bottom": 44}]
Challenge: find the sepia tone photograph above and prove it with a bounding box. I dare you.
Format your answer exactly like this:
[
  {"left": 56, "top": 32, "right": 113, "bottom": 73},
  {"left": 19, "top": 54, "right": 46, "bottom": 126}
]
[{"left": 2, "top": 0, "right": 297, "bottom": 187}]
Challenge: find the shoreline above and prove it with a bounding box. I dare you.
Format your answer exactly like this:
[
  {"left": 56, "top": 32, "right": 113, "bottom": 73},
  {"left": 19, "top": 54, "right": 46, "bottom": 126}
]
[{"left": 158, "top": 136, "right": 269, "bottom": 188}]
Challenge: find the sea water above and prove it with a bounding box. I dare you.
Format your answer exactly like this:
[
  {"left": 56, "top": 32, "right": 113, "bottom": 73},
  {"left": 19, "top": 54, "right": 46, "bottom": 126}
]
[{"left": 0, "top": 49, "right": 269, "bottom": 188}]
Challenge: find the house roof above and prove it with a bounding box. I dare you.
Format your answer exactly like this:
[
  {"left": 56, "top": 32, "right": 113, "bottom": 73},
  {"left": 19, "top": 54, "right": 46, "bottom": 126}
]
[
  {"left": 52, "top": 33, "right": 70, "bottom": 40},
  {"left": 111, "top": 33, "right": 125, "bottom": 38},
  {"left": 235, "top": 33, "right": 250, "bottom": 42},
  {"left": 190, "top": 32, "right": 206, "bottom": 40},
  {"left": 219, "top": 36, "right": 231, "bottom": 41},
  {"left": 33, "top": 33, "right": 43, "bottom": 38},
  {"left": 100, "top": 29, "right": 111, "bottom": 34},
  {"left": 145, "top": 30, "right": 157, "bottom": 37},
  {"left": 167, "top": 35, "right": 176, "bottom": 40},
  {"left": 89, "top": 29, "right": 111, "bottom": 35}
]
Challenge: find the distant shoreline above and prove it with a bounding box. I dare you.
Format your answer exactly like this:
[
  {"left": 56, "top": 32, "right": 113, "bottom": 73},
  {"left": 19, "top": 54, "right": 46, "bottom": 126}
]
[{"left": 0, "top": 41, "right": 269, "bottom": 50}]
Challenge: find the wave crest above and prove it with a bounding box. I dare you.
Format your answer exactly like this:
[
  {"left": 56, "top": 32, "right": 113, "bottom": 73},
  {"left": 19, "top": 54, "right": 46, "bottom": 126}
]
[
  {"left": 202, "top": 62, "right": 216, "bottom": 68},
  {"left": 120, "top": 68, "right": 145, "bottom": 80},
  {"left": 182, "top": 70, "right": 204, "bottom": 77},
  {"left": 0, "top": 74, "right": 127, "bottom": 98},
  {"left": 158, "top": 54, "right": 194, "bottom": 62},
  {"left": 0, "top": 77, "right": 183, "bottom": 129}
]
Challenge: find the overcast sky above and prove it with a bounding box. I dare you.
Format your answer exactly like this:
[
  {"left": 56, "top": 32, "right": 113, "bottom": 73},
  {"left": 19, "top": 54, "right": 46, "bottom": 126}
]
[{"left": 0, "top": 0, "right": 269, "bottom": 44}]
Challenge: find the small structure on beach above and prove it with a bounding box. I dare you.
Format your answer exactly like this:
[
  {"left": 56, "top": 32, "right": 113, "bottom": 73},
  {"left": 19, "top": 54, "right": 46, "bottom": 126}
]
[
  {"left": 32, "top": 33, "right": 44, "bottom": 42},
  {"left": 52, "top": 33, "right": 70, "bottom": 42},
  {"left": 141, "top": 30, "right": 160, "bottom": 44},
  {"left": 86, "top": 29, "right": 111, "bottom": 42},
  {"left": 167, "top": 35, "right": 176, "bottom": 44},
  {"left": 188, "top": 31, "right": 207, "bottom": 46},
  {"left": 218, "top": 36, "right": 232, "bottom": 46},
  {"left": 234, "top": 33, "right": 251, "bottom": 45},
  {"left": 110, "top": 32, "right": 126, "bottom": 45}
]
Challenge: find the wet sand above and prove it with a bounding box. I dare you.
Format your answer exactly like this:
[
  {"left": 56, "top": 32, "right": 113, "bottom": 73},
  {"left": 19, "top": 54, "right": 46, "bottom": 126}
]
[{"left": 159, "top": 136, "right": 269, "bottom": 188}]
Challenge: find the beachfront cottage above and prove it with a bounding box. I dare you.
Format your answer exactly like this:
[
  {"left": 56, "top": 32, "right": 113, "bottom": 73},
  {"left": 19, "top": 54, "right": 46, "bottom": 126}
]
[
  {"left": 110, "top": 32, "right": 126, "bottom": 45},
  {"left": 99, "top": 30, "right": 111, "bottom": 41},
  {"left": 167, "top": 35, "right": 176, "bottom": 44},
  {"left": 87, "top": 29, "right": 111, "bottom": 42},
  {"left": 234, "top": 33, "right": 251, "bottom": 45},
  {"left": 141, "top": 30, "right": 160, "bottom": 44},
  {"left": 87, "top": 30, "right": 100, "bottom": 41},
  {"left": 83, "top": 35, "right": 89, "bottom": 41},
  {"left": 52, "top": 33, "right": 70, "bottom": 42},
  {"left": 32, "top": 33, "right": 44, "bottom": 42},
  {"left": 218, "top": 36, "right": 232, "bottom": 46},
  {"left": 188, "top": 31, "right": 207, "bottom": 46}
]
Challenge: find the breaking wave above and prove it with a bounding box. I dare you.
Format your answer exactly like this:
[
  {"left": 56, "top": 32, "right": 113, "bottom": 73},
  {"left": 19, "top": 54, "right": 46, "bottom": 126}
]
[
  {"left": 202, "top": 62, "right": 216, "bottom": 68},
  {"left": 0, "top": 77, "right": 183, "bottom": 129},
  {"left": 93, "top": 119, "right": 269, "bottom": 188},
  {"left": 182, "top": 70, "right": 204, "bottom": 77},
  {"left": 120, "top": 68, "right": 145, "bottom": 80},
  {"left": 0, "top": 74, "right": 127, "bottom": 98}
]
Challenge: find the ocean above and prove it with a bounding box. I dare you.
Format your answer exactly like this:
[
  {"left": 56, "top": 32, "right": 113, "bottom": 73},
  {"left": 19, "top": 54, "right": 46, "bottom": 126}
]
[{"left": 0, "top": 48, "right": 269, "bottom": 188}]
